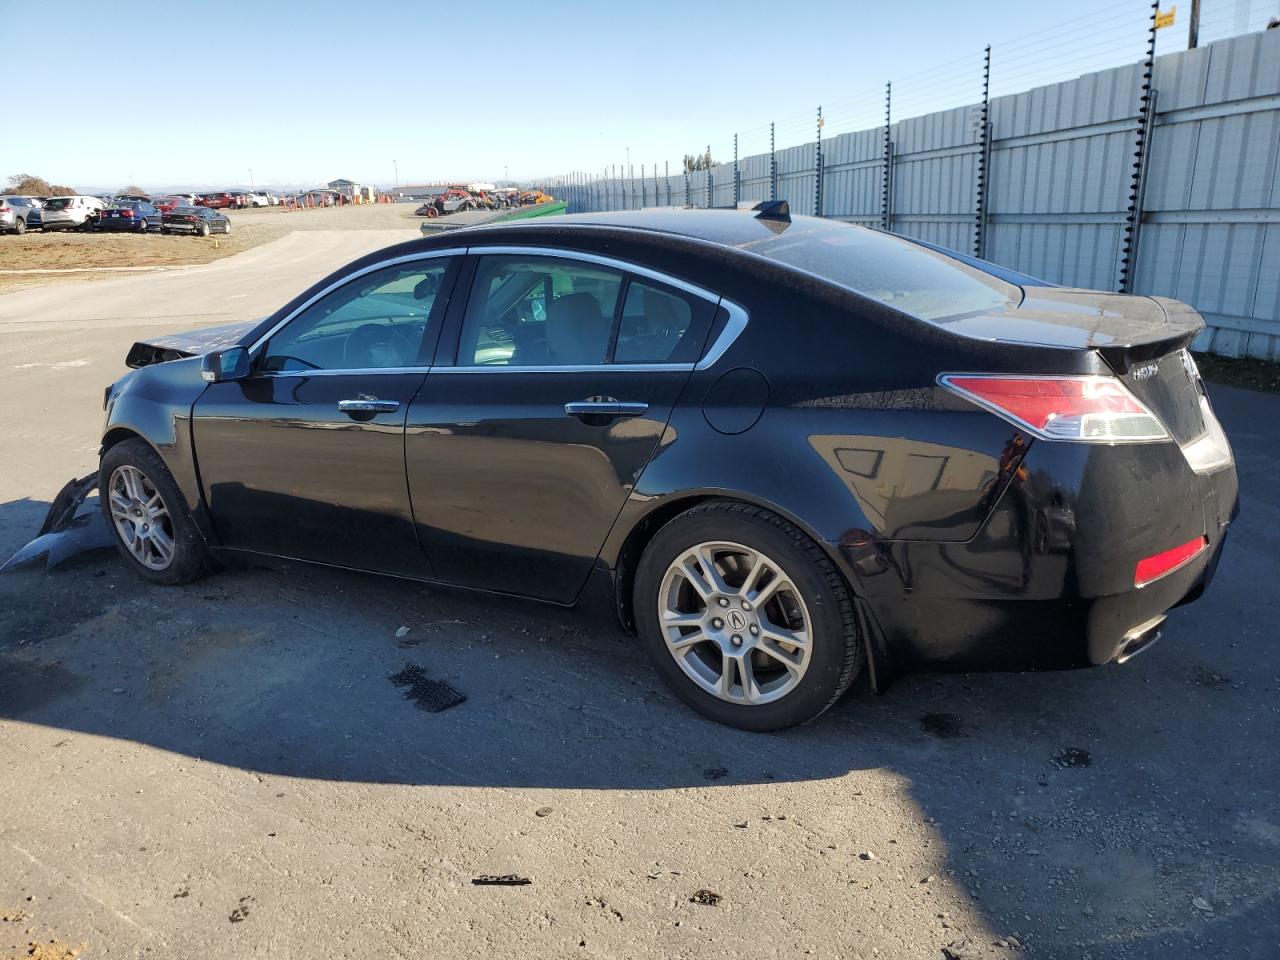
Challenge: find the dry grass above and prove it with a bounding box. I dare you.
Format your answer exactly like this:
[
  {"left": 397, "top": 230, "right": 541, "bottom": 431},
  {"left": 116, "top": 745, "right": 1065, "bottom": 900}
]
[{"left": 0, "top": 204, "right": 422, "bottom": 278}]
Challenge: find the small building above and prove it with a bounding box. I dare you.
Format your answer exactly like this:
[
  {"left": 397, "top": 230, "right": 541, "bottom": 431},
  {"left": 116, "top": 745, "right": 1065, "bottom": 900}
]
[{"left": 327, "top": 178, "right": 359, "bottom": 200}]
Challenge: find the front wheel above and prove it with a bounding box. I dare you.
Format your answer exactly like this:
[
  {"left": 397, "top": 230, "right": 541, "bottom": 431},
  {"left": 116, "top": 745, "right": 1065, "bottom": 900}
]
[
  {"left": 99, "top": 438, "right": 207, "bottom": 585},
  {"left": 222, "top": 220, "right": 231, "bottom": 234},
  {"left": 634, "top": 501, "right": 863, "bottom": 731}
]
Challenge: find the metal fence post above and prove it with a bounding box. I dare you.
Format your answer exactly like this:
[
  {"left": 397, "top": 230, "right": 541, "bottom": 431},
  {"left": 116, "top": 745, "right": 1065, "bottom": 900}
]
[
  {"left": 733, "top": 133, "right": 741, "bottom": 206},
  {"left": 653, "top": 163, "right": 659, "bottom": 209},
  {"left": 1119, "top": 2, "right": 1159, "bottom": 293},
  {"left": 881, "top": 82, "right": 893, "bottom": 232},
  {"left": 974, "top": 45, "right": 992, "bottom": 258},
  {"left": 684, "top": 166, "right": 690, "bottom": 208},
  {"left": 815, "top": 106, "right": 824, "bottom": 217},
  {"left": 706, "top": 144, "right": 712, "bottom": 208},
  {"left": 640, "top": 164, "right": 647, "bottom": 208},
  {"left": 665, "top": 160, "right": 671, "bottom": 206},
  {"left": 770, "top": 122, "right": 777, "bottom": 200}
]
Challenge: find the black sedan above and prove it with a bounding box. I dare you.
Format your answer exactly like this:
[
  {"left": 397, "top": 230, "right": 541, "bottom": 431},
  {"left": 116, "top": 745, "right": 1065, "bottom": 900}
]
[
  {"left": 161, "top": 205, "right": 230, "bottom": 236},
  {"left": 97, "top": 200, "right": 164, "bottom": 232},
  {"left": 94, "top": 207, "right": 1237, "bottom": 730}
]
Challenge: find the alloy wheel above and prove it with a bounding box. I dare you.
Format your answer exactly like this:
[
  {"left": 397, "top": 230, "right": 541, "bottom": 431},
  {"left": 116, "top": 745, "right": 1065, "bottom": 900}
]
[
  {"left": 657, "top": 540, "right": 812, "bottom": 705},
  {"left": 107, "top": 465, "right": 176, "bottom": 571}
]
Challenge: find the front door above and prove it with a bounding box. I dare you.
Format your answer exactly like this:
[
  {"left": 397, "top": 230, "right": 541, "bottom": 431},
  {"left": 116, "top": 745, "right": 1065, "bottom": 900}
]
[
  {"left": 405, "top": 251, "right": 717, "bottom": 603},
  {"left": 193, "top": 254, "right": 460, "bottom": 576}
]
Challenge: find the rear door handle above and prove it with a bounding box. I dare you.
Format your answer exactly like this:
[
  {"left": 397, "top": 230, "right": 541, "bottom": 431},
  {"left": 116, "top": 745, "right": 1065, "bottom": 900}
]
[
  {"left": 563, "top": 400, "right": 649, "bottom": 419},
  {"left": 338, "top": 398, "right": 400, "bottom": 413}
]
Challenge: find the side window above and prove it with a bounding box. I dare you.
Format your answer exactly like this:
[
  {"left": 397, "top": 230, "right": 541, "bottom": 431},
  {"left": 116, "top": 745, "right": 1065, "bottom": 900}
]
[
  {"left": 261, "top": 259, "right": 453, "bottom": 372},
  {"left": 615, "top": 279, "right": 710, "bottom": 363},
  {"left": 459, "top": 256, "right": 623, "bottom": 366}
]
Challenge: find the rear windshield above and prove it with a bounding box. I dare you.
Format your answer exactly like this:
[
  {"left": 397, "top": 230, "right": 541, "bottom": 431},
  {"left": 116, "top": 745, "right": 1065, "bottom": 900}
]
[
  {"left": 43, "top": 198, "right": 72, "bottom": 210},
  {"left": 173, "top": 206, "right": 202, "bottom": 214},
  {"left": 743, "top": 219, "right": 1018, "bottom": 321}
]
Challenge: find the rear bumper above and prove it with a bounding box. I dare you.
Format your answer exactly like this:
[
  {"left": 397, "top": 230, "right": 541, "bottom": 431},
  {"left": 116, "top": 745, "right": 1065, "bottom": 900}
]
[
  {"left": 97, "top": 220, "right": 146, "bottom": 231},
  {"left": 162, "top": 223, "right": 201, "bottom": 232},
  {"left": 840, "top": 434, "right": 1239, "bottom": 672}
]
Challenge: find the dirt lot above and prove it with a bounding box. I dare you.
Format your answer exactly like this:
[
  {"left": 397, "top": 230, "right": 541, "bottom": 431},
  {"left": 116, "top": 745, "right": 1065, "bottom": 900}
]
[
  {"left": 0, "top": 204, "right": 423, "bottom": 290},
  {"left": 0, "top": 234, "right": 1278, "bottom": 959}
]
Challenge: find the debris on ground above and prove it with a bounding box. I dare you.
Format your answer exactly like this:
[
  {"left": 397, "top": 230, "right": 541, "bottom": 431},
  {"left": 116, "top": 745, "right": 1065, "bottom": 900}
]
[
  {"left": 395, "top": 626, "right": 410, "bottom": 638},
  {"left": 471, "top": 875, "right": 531, "bottom": 886},
  {"left": 942, "top": 938, "right": 980, "bottom": 959},
  {"left": 920, "top": 713, "right": 966, "bottom": 738},
  {"left": 702, "top": 767, "right": 728, "bottom": 780},
  {"left": 689, "top": 889, "right": 721, "bottom": 906},
  {"left": 1191, "top": 896, "right": 1214, "bottom": 913},
  {"left": 388, "top": 663, "right": 466, "bottom": 713},
  {"left": 1052, "top": 747, "right": 1092, "bottom": 768},
  {"left": 534, "top": 807, "right": 553, "bottom": 817},
  {"left": 585, "top": 896, "right": 624, "bottom": 921},
  {"left": 228, "top": 896, "right": 253, "bottom": 922},
  {"left": 859, "top": 851, "right": 876, "bottom": 861},
  {"left": 0, "top": 475, "right": 113, "bottom": 574}
]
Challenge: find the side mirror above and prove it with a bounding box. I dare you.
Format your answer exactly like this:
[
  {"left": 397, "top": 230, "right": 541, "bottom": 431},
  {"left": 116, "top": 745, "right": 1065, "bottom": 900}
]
[{"left": 201, "top": 346, "right": 250, "bottom": 383}]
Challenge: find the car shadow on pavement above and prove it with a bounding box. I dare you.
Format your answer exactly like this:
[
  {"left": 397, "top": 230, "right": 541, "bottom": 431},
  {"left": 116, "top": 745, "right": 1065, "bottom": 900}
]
[{"left": 1, "top": 385, "right": 1278, "bottom": 956}]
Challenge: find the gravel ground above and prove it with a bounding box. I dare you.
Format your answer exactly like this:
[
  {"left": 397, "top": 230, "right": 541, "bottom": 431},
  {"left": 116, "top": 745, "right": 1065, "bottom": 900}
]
[{"left": 0, "top": 235, "right": 1277, "bottom": 959}]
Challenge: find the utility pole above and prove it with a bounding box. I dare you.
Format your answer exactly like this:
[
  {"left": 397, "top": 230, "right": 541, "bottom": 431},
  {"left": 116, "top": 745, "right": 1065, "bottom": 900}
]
[
  {"left": 248, "top": 168, "right": 255, "bottom": 189},
  {"left": 1188, "top": 0, "right": 1201, "bottom": 47},
  {"left": 393, "top": 159, "right": 399, "bottom": 190}
]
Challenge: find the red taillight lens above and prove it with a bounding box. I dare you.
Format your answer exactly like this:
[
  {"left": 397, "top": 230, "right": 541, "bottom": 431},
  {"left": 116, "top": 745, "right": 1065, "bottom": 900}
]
[
  {"left": 939, "top": 374, "right": 1169, "bottom": 443},
  {"left": 121, "top": 210, "right": 134, "bottom": 217},
  {"left": 1135, "top": 536, "right": 1207, "bottom": 587}
]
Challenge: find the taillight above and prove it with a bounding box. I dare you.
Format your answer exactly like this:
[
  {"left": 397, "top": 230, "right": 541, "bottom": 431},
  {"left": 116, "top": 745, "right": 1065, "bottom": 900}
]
[
  {"left": 1135, "top": 536, "right": 1207, "bottom": 587},
  {"left": 121, "top": 209, "right": 134, "bottom": 217},
  {"left": 938, "top": 374, "right": 1169, "bottom": 443}
]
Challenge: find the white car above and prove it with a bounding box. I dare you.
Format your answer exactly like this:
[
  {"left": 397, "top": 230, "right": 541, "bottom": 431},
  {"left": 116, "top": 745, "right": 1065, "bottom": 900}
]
[
  {"left": 242, "top": 191, "right": 270, "bottom": 208},
  {"left": 39, "top": 196, "right": 106, "bottom": 231}
]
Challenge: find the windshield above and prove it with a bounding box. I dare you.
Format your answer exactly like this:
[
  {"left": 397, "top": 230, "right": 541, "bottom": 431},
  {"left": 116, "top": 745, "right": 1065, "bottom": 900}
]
[
  {"left": 43, "top": 198, "right": 72, "bottom": 210},
  {"left": 744, "top": 218, "right": 1018, "bottom": 321}
]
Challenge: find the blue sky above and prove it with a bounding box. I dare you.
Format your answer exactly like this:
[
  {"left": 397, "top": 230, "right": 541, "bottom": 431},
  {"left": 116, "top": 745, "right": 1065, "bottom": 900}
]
[{"left": 0, "top": 0, "right": 1264, "bottom": 191}]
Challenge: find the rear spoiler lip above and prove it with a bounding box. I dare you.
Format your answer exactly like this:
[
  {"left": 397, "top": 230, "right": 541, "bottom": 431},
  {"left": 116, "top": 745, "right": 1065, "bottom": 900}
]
[{"left": 1095, "top": 296, "right": 1204, "bottom": 374}]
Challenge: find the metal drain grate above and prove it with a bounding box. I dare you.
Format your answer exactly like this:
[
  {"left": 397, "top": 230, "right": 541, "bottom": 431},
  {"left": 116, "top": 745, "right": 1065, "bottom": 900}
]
[{"left": 389, "top": 663, "right": 466, "bottom": 713}]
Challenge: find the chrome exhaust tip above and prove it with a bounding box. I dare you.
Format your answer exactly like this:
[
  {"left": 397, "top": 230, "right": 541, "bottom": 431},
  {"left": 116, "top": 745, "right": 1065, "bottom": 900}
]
[{"left": 1115, "top": 614, "right": 1166, "bottom": 664}]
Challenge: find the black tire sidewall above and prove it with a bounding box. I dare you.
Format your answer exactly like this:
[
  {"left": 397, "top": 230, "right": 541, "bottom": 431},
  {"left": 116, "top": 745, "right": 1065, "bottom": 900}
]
[
  {"left": 99, "top": 438, "right": 206, "bottom": 585},
  {"left": 634, "top": 505, "right": 861, "bottom": 731}
]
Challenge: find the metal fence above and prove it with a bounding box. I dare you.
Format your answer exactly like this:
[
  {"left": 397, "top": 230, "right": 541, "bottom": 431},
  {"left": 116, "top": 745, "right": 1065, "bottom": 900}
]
[{"left": 546, "top": 15, "right": 1280, "bottom": 360}]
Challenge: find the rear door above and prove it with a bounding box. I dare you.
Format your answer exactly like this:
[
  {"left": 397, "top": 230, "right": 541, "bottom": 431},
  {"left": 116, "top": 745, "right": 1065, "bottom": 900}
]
[
  {"left": 405, "top": 249, "right": 718, "bottom": 603},
  {"left": 192, "top": 252, "right": 461, "bottom": 576}
]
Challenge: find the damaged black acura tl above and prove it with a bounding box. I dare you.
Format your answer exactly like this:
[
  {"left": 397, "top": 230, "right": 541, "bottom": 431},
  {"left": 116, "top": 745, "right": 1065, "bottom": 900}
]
[{"left": 91, "top": 207, "right": 1237, "bottom": 730}]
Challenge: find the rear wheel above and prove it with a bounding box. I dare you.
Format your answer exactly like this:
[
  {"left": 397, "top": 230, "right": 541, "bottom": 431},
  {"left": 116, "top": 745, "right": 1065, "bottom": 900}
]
[
  {"left": 14, "top": 217, "right": 25, "bottom": 235},
  {"left": 99, "top": 439, "right": 207, "bottom": 585},
  {"left": 634, "top": 501, "right": 863, "bottom": 731},
  {"left": 197, "top": 222, "right": 210, "bottom": 237}
]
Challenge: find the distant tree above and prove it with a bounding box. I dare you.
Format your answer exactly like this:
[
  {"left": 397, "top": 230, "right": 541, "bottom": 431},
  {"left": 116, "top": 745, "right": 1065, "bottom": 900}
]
[
  {"left": 48, "top": 184, "right": 78, "bottom": 196},
  {"left": 682, "top": 151, "right": 713, "bottom": 173},
  {"left": 6, "top": 173, "right": 54, "bottom": 195},
  {"left": 118, "top": 184, "right": 148, "bottom": 196}
]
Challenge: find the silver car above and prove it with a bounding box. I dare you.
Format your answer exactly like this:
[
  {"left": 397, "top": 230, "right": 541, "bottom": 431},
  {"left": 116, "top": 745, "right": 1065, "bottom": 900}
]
[{"left": 0, "top": 196, "right": 41, "bottom": 234}]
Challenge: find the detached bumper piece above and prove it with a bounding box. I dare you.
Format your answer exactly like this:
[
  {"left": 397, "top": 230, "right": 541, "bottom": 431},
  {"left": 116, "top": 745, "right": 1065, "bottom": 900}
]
[{"left": 0, "top": 473, "right": 113, "bottom": 573}]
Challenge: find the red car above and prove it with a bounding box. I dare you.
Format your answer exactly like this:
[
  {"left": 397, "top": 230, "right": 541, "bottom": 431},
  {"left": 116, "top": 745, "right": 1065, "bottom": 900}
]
[
  {"left": 197, "top": 192, "right": 235, "bottom": 209},
  {"left": 155, "top": 196, "right": 190, "bottom": 214}
]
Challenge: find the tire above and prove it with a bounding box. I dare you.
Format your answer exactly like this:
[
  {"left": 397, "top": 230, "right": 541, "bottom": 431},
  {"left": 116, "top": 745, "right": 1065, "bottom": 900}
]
[
  {"left": 426, "top": 205, "right": 439, "bottom": 218},
  {"left": 161, "top": 227, "right": 170, "bottom": 235},
  {"left": 137, "top": 220, "right": 147, "bottom": 233},
  {"left": 633, "top": 500, "right": 863, "bottom": 731},
  {"left": 14, "top": 217, "right": 25, "bottom": 235},
  {"left": 197, "top": 222, "right": 210, "bottom": 237},
  {"left": 222, "top": 220, "right": 231, "bottom": 235},
  {"left": 99, "top": 438, "right": 207, "bottom": 585}
]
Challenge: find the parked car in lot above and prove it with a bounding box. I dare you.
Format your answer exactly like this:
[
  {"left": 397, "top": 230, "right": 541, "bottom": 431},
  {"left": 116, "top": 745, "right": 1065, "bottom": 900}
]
[
  {"left": 0, "top": 196, "right": 41, "bottom": 234},
  {"left": 98, "top": 200, "right": 164, "bottom": 232},
  {"left": 240, "top": 191, "right": 270, "bottom": 207},
  {"left": 197, "top": 192, "right": 235, "bottom": 209},
  {"left": 161, "top": 205, "right": 230, "bottom": 236},
  {"left": 39, "top": 195, "right": 106, "bottom": 231},
  {"left": 89, "top": 207, "right": 1236, "bottom": 730},
  {"left": 155, "top": 196, "right": 189, "bottom": 214}
]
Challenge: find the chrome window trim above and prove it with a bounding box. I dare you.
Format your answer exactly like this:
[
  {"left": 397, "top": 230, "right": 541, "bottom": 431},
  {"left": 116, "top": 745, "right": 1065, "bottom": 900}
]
[
  {"left": 460, "top": 244, "right": 750, "bottom": 370},
  {"left": 440, "top": 363, "right": 696, "bottom": 375},
  {"left": 255, "top": 366, "right": 430, "bottom": 377},
  {"left": 246, "top": 247, "right": 467, "bottom": 356},
  {"left": 696, "top": 299, "right": 748, "bottom": 371}
]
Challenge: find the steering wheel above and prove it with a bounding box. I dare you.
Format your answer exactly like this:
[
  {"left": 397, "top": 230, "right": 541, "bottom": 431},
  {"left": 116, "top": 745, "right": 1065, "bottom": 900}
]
[{"left": 344, "top": 323, "right": 418, "bottom": 369}]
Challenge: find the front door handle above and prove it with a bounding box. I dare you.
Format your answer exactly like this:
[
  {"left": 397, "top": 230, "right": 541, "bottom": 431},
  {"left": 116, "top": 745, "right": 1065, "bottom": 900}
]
[
  {"left": 564, "top": 400, "right": 649, "bottom": 420},
  {"left": 338, "top": 398, "right": 400, "bottom": 413}
]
